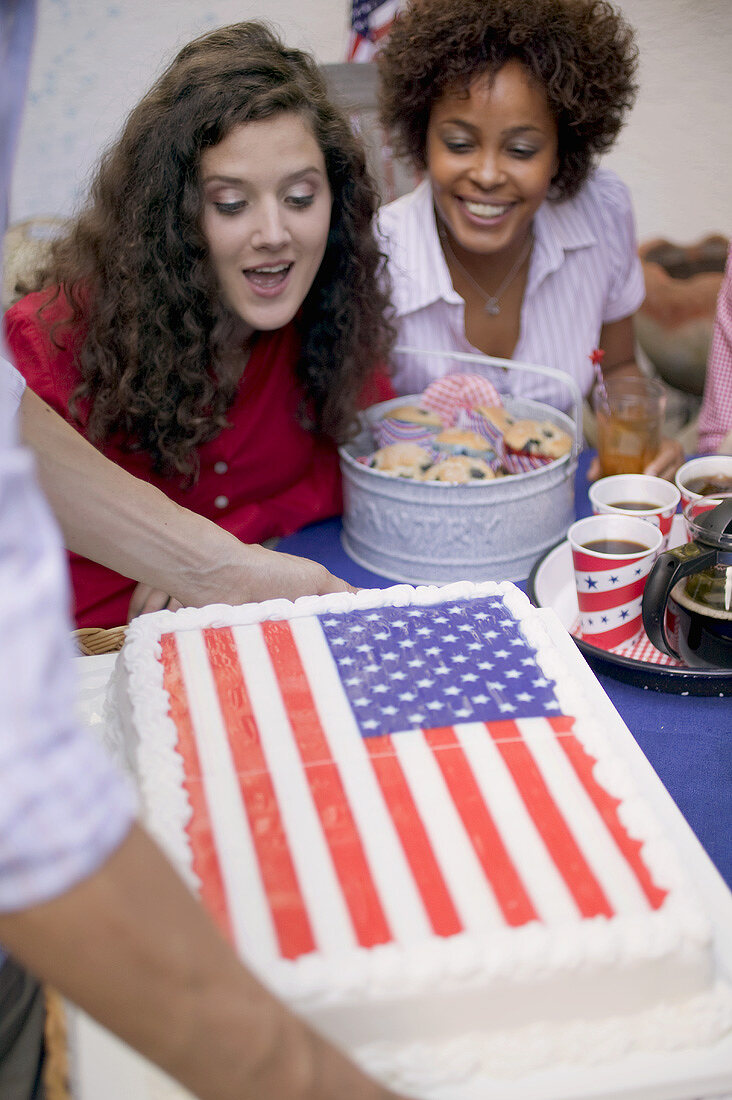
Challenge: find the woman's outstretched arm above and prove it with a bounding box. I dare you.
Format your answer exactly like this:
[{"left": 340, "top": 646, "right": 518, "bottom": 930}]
[{"left": 20, "top": 386, "right": 353, "bottom": 609}]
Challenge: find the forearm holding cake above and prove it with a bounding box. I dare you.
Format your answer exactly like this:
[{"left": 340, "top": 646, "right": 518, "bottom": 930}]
[{"left": 0, "top": 825, "right": 407, "bottom": 1100}]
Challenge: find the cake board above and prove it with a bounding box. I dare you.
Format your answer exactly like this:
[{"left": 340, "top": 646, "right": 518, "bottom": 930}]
[{"left": 65, "top": 632, "right": 732, "bottom": 1100}]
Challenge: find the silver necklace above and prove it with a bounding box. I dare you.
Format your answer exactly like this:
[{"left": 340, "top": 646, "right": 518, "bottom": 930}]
[{"left": 439, "top": 226, "right": 533, "bottom": 316}]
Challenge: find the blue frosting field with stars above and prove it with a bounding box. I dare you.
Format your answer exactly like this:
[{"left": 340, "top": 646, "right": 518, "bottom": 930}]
[{"left": 319, "top": 596, "right": 561, "bottom": 738}]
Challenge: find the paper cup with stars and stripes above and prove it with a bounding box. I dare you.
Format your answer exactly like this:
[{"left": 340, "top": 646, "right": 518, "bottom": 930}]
[
  {"left": 589, "top": 473, "right": 680, "bottom": 551},
  {"left": 568, "top": 515, "right": 663, "bottom": 650}
]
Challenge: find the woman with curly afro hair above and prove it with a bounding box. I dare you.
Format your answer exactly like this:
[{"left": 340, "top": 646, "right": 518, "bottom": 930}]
[
  {"left": 377, "top": 0, "right": 683, "bottom": 478},
  {"left": 4, "top": 21, "right": 394, "bottom": 628}
]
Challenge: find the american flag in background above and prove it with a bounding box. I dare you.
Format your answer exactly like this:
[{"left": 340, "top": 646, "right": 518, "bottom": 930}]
[
  {"left": 348, "top": 0, "right": 402, "bottom": 60},
  {"left": 158, "top": 594, "right": 667, "bottom": 967}
]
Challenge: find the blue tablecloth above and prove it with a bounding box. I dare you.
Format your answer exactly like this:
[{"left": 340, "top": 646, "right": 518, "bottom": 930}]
[{"left": 277, "top": 451, "right": 732, "bottom": 888}]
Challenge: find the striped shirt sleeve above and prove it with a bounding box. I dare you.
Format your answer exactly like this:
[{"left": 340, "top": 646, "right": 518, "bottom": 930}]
[
  {"left": 0, "top": 354, "right": 26, "bottom": 438},
  {"left": 697, "top": 246, "right": 732, "bottom": 453},
  {"left": 594, "top": 171, "right": 645, "bottom": 325},
  {"left": 0, "top": 443, "right": 136, "bottom": 912},
  {"left": 0, "top": 0, "right": 135, "bottom": 916}
]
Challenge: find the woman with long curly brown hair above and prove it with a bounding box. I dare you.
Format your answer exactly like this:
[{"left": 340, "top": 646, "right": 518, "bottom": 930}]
[
  {"left": 5, "top": 21, "right": 394, "bottom": 628},
  {"left": 377, "top": 0, "right": 682, "bottom": 478}
]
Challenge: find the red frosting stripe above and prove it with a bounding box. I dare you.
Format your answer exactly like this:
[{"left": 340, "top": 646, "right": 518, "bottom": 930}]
[
  {"left": 365, "top": 736, "right": 463, "bottom": 937},
  {"left": 160, "top": 632, "right": 234, "bottom": 944},
  {"left": 425, "top": 726, "right": 539, "bottom": 927},
  {"left": 262, "top": 620, "right": 392, "bottom": 949},
  {"left": 203, "top": 627, "right": 316, "bottom": 960},
  {"left": 487, "top": 721, "right": 614, "bottom": 919},
  {"left": 553, "top": 719, "right": 668, "bottom": 910}
]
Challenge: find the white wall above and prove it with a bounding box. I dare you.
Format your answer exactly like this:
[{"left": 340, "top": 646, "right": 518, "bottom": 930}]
[
  {"left": 604, "top": 0, "right": 732, "bottom": 242},
  {"left": 11, "top": 0, "right": 349, "bottom": 224},
  {"left": 10, "top": 0, "right": 732, "bottom": 244}
]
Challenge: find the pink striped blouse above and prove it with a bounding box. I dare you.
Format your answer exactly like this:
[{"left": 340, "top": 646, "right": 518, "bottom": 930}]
[
  {"left": 697, "top": 244, "right": 732, "bottom": 453},
  {"left": 377, "top": 170, "right": 645, "bottom": 411}
]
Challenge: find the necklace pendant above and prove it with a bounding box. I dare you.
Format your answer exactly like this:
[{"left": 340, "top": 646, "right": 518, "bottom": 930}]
[{"left": 483, "top": 299, "right": 500, "bottom": 316}]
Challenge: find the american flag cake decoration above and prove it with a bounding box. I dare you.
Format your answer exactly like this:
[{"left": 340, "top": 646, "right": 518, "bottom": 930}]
[{"left": 112, "top": 580, "right": 724, "bottom": 1080}]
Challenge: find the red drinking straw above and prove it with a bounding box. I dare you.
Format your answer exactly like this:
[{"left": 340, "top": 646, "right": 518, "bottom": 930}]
[{"left": 590, "top": 348, "right": 610, "bottom": 415}]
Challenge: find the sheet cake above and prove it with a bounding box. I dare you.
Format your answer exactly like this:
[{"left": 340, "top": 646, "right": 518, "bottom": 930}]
[{"left": 110, "top": 581, "right": 730, "bottom": 1092}]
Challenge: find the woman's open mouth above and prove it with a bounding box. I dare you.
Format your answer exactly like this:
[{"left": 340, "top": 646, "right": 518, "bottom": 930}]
[{"left": 244, "top": 262, "right": 294, "bottom": 296}]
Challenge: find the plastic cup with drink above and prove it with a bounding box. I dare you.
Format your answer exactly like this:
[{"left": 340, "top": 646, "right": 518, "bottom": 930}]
[{"left": 594, "top": 376, "right": 666, "bottom": 477}]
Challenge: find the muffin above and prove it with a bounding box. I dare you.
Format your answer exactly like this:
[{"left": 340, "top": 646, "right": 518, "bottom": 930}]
[
  {"left": 434, "top": 427, "right": 493, "bottom": 458},
  {"left": 474, "top": 405, "right": 515, "bottom": 433},
  {"left": 421, "top": 455, "right": 497, "bottom": 483},
  {"left": 503, "top": 419, "right": 572, "bottom": 460},
  {"left": 386, "top": 404, "right": 444, "bottom": 428},
  {"left": 369, "top": 442, "right": 434, "bottom": 478}
]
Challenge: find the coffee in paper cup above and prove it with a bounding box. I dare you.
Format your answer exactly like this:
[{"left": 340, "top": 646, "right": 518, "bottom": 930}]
[
  {"left": 675, "top": 455, "right": 732, "bottom": 513},
  {"left": 589, "top": 474, "right": 680, "bottom": 550},
  {"left": 568, "top": 515, "right": 663, "bottom": 650}
]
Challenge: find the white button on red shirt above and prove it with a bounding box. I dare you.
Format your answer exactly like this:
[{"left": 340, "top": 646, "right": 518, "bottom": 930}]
[
  {"left": 214, "top": 461, "right": 228, "bottom": 474},
  {"left": 214, "top": 494, "right": 229, "bottom": 510}
]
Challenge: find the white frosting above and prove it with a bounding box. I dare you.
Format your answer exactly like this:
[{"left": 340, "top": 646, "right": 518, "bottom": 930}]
[
  {"left": 359, "top": 981, "right": 732, "bottom": 1092},
  {"left": 112, "top": 580, "right": 731, "bottom": 1080}
]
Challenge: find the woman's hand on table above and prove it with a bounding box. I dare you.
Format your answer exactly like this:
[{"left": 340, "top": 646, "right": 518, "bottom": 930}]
[
  {"left": 587, "top": 435, "right": 686, "bottom": 483},
  {"left": 231, "top": 545, "right": 358, "bottom": 603},
  {"left": 128, "top": 544, "right": 357, "bottom": 622}
]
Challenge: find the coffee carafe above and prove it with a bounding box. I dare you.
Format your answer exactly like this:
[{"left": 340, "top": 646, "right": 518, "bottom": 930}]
[{"left": 642, "top": 496, "right": 732, "bottom": 668}]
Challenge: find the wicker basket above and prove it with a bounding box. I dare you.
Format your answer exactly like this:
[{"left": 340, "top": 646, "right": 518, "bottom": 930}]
[
  {"left": 73, "top": 626, "right": 126, "bottom": 655},
  {"left": 44, "top": 989, "right": 71, "bottom": 1100}
]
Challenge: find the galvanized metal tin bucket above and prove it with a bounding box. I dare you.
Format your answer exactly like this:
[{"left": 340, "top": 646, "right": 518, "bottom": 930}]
[{"left": 339, "top": 348, "right": 583, "bottom": 584}]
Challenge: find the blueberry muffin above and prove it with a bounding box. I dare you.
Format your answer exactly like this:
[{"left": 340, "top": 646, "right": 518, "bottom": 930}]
[
  {"left": 474, "top": 405, "right": 515, "bottom": 433},
  {"left": 369, "top": 442, "right": 434, "bottom": 478},
  {"left": 503, "top": 419, "right": 572, "bottom": 460},
  {"left": 386, "top": 404, "right": 444, "bottom": 427},
  {"left": 421, "top": 455, "right": 497, "bottom": 483},
  {"left": 434, "top": 427, "right": 492, "bottom": 458}
]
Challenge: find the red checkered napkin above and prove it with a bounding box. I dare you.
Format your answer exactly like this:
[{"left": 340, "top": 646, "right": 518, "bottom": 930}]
[
  {"left": 420, "top": 374, "right": 503, "bottom": 425},
  {"left": 570, "top": 619, "right": 683, "bottom": 667}
]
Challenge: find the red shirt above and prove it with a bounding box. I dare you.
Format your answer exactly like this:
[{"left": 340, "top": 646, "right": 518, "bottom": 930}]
[{"left": 5, "top": 290, "right": 393, "bottom": 627}]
